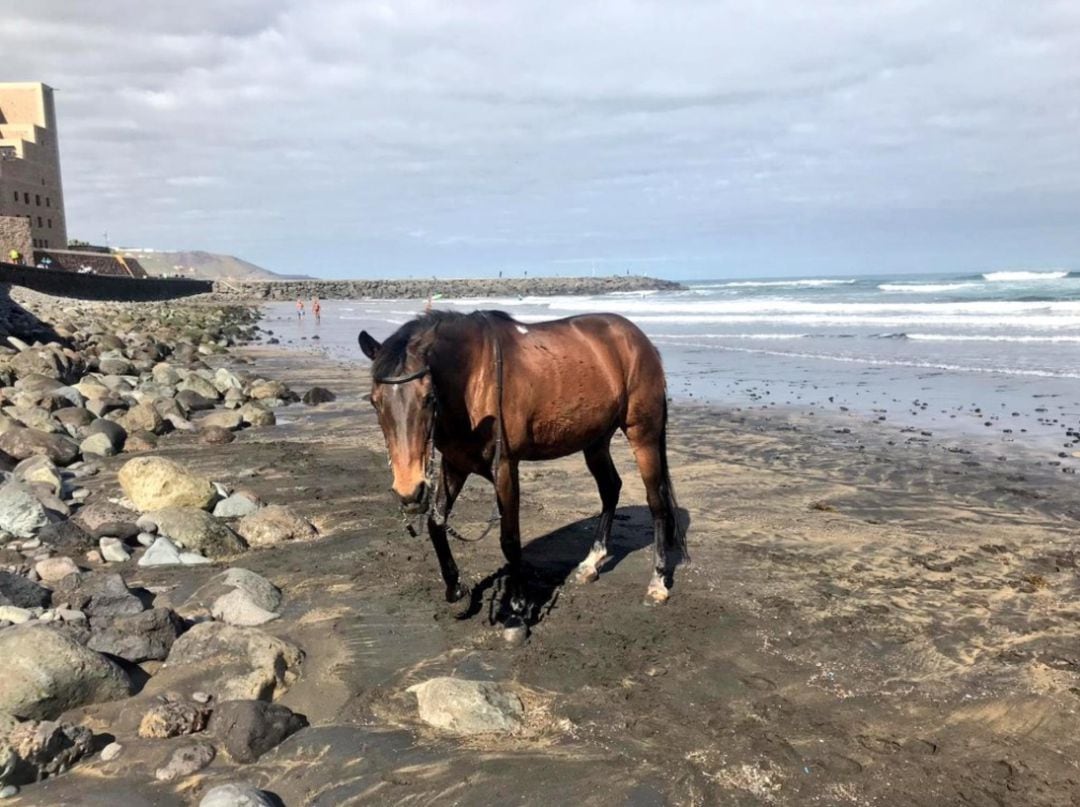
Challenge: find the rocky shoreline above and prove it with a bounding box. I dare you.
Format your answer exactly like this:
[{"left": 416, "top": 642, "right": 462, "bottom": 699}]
[
  {"left": 211, "top": 274, "right": 683, "bottom": 300},
  {"left": 0, "top": 286, "right": 326, "bottom": 803}
]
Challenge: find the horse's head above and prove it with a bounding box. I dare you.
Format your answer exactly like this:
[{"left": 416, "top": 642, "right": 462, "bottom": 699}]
[{"left": 359, "top": 330, "right": 437, "bottom": 514}]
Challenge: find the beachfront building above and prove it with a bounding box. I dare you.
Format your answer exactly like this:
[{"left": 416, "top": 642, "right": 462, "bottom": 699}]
[{"left": 0, "top": 82, "right": 68, "bottom": 256}]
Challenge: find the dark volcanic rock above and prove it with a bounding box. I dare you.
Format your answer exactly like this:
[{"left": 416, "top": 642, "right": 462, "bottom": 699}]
[
  {"left": 301, "top": 386, "right": 335, "bottom": 405},
  {"left": 37, "top": 520, "right": 95, "bottom": 552},
  {"left": 51, "top": 572, "right": 144, "bottom": 619},
  {"left": 0, "top": 570, "right": 51, "bottom": 608},
  {"left": 209, "top": 700, "right": 307, "bottom": 763},
  {"left": 87, "top": 607, "right": 183, "bottom": 662}
]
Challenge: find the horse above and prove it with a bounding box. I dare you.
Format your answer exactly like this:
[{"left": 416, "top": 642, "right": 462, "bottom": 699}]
[{"left": 358, "top": 309, "right": 686, "bottom": 642}]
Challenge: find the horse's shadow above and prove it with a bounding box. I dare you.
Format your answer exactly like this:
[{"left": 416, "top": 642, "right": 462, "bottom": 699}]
[{"left": 458, "top": 505, "right": 691, "bottom": 629}]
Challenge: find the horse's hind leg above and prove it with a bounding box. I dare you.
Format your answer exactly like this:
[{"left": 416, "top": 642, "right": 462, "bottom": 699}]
[
  {"left": 574, "top": 438, "right": 621, "bottom": 584},
  {"left": 625, "top": 423, "right": 674, "bottom": 605}
]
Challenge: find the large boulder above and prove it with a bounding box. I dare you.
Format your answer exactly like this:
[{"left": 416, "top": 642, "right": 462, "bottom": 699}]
[
  {"left": 87, "top": 607, "right": 184, "bottom": 662},
  {"left": 0, "top": 427, "right": 80, "bottom": 466},
  {"left": 117, "top": 402, "right": 165, "bottom": 436},
  {"left": 0, "top": 480, "right": 51, "bottom": 539},
  {"left": 175, "top": 389, "right": 217, "bottom": 414},
  {"left": 177, "top": 375, "right": 220, "bottom": 401},
  {"left": 209, "top": 700, "right": 306, "bottom": 763},
  {"left": 301, "top": 387, "right": 335, "bottom": 405},
  {"left": 238, "top": 402, "right": 275, "bottom": 428},
  {"left": 117, "top": 457, "right": 217, "bottom": 512},
  {"left": 199, "top": 410, "right": 243, "bottom": 431},
  {"left": 80, "top": 419, "right": 126, "bottom": 457},
  {"left": 235, "top": 505, "right": 317, "bottom": 548},
  {"left": 0, "top": 625, "right": 132, "bottom": 720},
  {"left": 0, "top": 571, "right": 51, "bottom": 609},
  {"left": 12, "top": 456, "right": 63, "bottom": 496},
  {"left": 407, "top": 678, "right": 524, "bottom": 736},
  {"left": 165, "top": 622, "right": 303, "bottom": 702},
  {"left": 149, "top": 507, "right": 246, "bottom": 558}
]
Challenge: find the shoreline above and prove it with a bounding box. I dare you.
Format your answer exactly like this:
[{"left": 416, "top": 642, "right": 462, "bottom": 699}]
[{"left": 3, "top": 288, "right": 1080, "bottom": 805}]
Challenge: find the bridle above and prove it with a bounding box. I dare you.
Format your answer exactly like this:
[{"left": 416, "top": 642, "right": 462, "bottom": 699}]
[{"left": 374, "top": 313, "right": 504, "bottom": 542}]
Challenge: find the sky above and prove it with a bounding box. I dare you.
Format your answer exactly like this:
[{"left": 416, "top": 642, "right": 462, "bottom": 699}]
[{"left": 4, "top": 1, "right": 1080, "bottom": 279}]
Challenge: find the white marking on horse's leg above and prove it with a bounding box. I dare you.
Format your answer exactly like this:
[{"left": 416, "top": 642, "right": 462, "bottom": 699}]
[
  {"left": 644, "top": 572, "right": 670, "bottom": 605},
  {"left": 574, "top": 546, "right": 608, "bottom": 584}
]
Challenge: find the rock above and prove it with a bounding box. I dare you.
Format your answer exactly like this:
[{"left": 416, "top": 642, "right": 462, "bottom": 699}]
[
  {"left": 199, "top": 783, "right": 278, "bottom": 807},
  {"left": 301, "top": 387, "right": 335, "bottom": 405},
  {"left": 51, "top": 572, "right": 143, "bottom": 619},
  {"left": 123, "top": 430, "right": 158, "bottom": 452},
  {"left": 12, "top": 456, "right": 62, "bottom": 496},
  {"left": 0, "top": 785, "right": 15, "bottom": 799},
  {"left": 200, "top": 410, "right": 243, "bottom": 431},
  {"left": 166, "top": 622, "right": 303, "bottom": 702},
  {"left": 36, "top": 520, "right": 94, "bottom": 552},
  {"left": 152, "top": 363, "right": 182, "bottom": 386},
  {"left": 0, "top": 606, "right": 32, "bottom": 624},
  {"left": 88, "top": 607, "right": 183, "bottom": 662},
  {"left": 85, "top": 395, "right": 127, "bottom": 419},
  {"left": 200, "top": 425, "right": 236, "bottom": 445},
  {"left": 154, "top": 742, "right": 215, "bottom": 782},
  {"left": 180, "top": 551, "right": 212, "bottom": 565},
  {"left": 138, "top": 536, "right": 183, "bottom": 566},
  {"left": 0, "top": 572, "right": 50, "bottom": 609},
  {"left": 138, "top": 700, "right": 210, "bottom": 739},
  {"left": 0, "top": 428, "right": 80, "bottom": 467},
  {"left": 135, "top": 514, "right": 158, "bottom": 534},
  {"left": 98, "top": 356, "right": 134, "bottom": 376},
  {"left": 237, "top": 402, "right": 275, "bottom": 428},
  {"left": 117, "top": 402, "right": 165, "bottom": 436},
  {"left": 213, "top": 368, "right": 245, "bottom": 394},
  {"left": 0, "top": 481, "right": 50, "bottom": 539},
  {"left": 209, "top": 700, "right": 306, "bottom": 763},
  {"left": 1, "top": 720, "right": 93, "bottom": 785},
  {"left": 72, "top": 501, "right": 140, "bottom": 537},
  {"left": 211, "top": 589, "right": 279, "bottom": 627},
  {"left": 0, "top": 625, "right": 132, "bottom": 720},
  {"left": 178, "top": 375, "right": 221, "bottom": 402},
  {"left": 213, "top": 494, "right": 261, "bottom": 519},
  {"left": 83, "top": 418, "right": 126, "bottom": 450},
  {"left": 175, "top": 389, "right": 217, "bottom": 414},
  {"left": 149, "top": 507, "right": 245, "bottom": 557},
  {"left": 235, "top": 506, "right": 316, "bottom": 547},
  {"left": 407, "top": 678, "right": 524, "bottom": 735},
  {"left": 34, "top": 556, "right": 80, "bottom": 582},
  {"left": 247, "top": 380, "right": 289, "bottom": 401},
  {"left": 118, "top": 457, "right": 217, "bottom": 512},
  {"left": 51, "top": 406, "right": 96, "bottom": 439},
  {"left": 98, "top": 537, "right": 130, "bottom": 563},
  {"left": 79, "top": 432, "right": 119, "bottom": 458},
  {"left": 99, "top": 742, "right": 122, "bottom": 762}
]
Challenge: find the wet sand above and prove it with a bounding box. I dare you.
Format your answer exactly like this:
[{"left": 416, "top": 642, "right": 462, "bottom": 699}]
[{"left": 23, "top": 340, "right": 1080, "bottom": 806}]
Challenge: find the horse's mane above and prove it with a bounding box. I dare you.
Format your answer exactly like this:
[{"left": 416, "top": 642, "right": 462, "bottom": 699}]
[{"left": 371, "top": 309, "right": 512, "bottom": 379}]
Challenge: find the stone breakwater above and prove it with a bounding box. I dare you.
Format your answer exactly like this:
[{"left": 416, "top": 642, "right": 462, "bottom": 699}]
[{"left": 212, "top": 274, "right": 684, "bottom": 301}]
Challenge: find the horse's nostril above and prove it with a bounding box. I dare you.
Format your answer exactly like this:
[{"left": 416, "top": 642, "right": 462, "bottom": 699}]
[{"left": 396, "top": 482, "right": 427, "bottom": 506}]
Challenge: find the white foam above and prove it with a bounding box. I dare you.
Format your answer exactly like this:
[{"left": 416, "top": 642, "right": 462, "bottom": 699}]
[
  {"left": 982, "top": 270, "right": 1070, "bottom": 282},
  {"left": 693, "top": 278, "right": 856, "bottom": 289},
  {"left": 906, "top": 333, "right": 1080, "bottom": 343}
]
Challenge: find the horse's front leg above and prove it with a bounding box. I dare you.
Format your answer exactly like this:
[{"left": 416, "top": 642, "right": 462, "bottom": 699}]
[
  {"left": 495, "top": 459, "right": 528, "bottom": 644},
  {"left": 428, "top": 461, "right": 469, "bottom": 603}
]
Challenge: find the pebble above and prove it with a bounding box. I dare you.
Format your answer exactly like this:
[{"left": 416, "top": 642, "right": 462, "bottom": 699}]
[
  {"left": 136, "top": 531, "right": 156, "bottom": 547},
  {"left": 100, "top": 742, "right": 123, "bottom": 761},
  {"left": 192, "top": 691, "right": 212, "bottom": 704},
  {"left": 100, "top": 537, "right": 131, "bottom": 563},
  {"left": 0, "top": 785, "right": 19, "bottom": 799},
  {"left": 0, "top": 605, "right": 33, "bottom": 624}
]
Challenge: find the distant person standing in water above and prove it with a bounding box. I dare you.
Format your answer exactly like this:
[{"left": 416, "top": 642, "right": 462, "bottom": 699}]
[
  {"left": 312, "top": 297, "right": 321, "bottom": 323},
  {"left": 296, "top": 298, "right": 305, "bottom": 320}
]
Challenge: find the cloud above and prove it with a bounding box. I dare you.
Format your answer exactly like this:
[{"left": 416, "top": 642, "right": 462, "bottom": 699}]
[{"left": 3, "top": 0, "right": 1079, "bottom": 277}]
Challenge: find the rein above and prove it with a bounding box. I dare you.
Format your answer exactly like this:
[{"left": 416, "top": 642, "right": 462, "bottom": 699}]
[{"left": 377, "top": 313, "right": 505, "bottom": 542}]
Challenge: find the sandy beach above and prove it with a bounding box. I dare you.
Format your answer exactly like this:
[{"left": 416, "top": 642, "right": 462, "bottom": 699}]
[{"left": 4, "top": 287, "right": 1077, "bottom": 805}]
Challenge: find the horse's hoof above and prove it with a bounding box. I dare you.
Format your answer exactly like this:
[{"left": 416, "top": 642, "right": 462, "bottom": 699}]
[
  {"left": 643, "top": 583, "right": 670, "bottom": 606},
  {"left": 502, "top": 624, "right": 529, "bottom": 646},
  {"left": 573, "top": 562, "right": 599, "bottom": 584},
  {"left": 446, "top": 582, "right": 469, "bottom": 603}
]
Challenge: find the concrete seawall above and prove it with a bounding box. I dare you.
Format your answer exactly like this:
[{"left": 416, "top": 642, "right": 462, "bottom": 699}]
[
  {"left": 212, "top": 275, "right": 684, "bottom": 300},
  {"left": 1, "top": 263, "right": 213, "bottom": 301}
]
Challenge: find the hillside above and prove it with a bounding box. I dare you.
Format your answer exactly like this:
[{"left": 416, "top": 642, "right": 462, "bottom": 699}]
[{"left": 118, "top": 249, "right": 286, "bottom": 280}]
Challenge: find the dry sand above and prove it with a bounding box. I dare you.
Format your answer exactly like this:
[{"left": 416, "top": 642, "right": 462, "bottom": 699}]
[{"left": 23, "top": 340, "right": 1080, "bottom": 806}]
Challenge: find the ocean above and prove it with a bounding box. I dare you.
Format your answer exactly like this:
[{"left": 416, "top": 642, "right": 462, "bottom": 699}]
[{"left": 265, "top": 269, "right": 1080, "bottom": 460}]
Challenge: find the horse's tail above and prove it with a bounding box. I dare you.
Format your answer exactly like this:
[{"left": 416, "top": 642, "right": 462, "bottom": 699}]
[{"left": 659, "top": 395, "right": 689, "bottom": 564}]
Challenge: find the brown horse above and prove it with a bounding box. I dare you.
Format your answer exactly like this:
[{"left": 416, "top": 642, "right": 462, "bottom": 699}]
[{"left": 359, "top": 310, "right": 685, "bottom": 641}]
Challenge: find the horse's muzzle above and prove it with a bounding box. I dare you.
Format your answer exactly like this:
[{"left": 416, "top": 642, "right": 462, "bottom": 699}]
[{"left": 396, "top": 481, "right": 429, "bottom": 515}]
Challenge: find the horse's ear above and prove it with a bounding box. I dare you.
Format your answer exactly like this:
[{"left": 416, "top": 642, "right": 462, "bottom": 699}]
[{"left": 358, "top": 331, "right": 381, "bottom": 361}]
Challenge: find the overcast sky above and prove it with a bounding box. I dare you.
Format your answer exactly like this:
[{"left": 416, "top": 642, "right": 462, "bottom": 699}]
[{"left": 4, "top": 1, "right": 1080, "bottom": 279}]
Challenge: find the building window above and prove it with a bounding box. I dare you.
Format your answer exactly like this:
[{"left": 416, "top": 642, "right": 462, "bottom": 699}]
[
  {"left": 46, "top": 198, "right": 50, "bottom": 208},
  {"left": 35, "top": 194, "right": 40, "bottom": 206},
  {"left": 37, "top": 216, "right": 43, "bottom": 227},
  {"left": 43, "top": 240, "right": 48, "bottom": 248},
  {"left": 23, "top": 192, "right": 29, "bottom": 204},
  {"left": 47, "top": 219, "right": 52, "bottom": 228}
]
